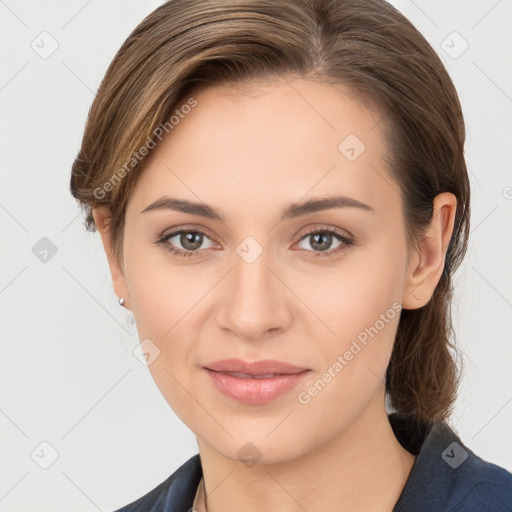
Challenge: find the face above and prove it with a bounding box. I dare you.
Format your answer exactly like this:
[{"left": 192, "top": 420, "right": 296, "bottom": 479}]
[{"left": 112, "top": 78, "right": 415, "bottom": 463}]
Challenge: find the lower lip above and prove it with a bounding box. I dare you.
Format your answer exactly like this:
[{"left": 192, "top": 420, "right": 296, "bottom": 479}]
[{"left": 203, "top": 368, "right": 310, "bottom": 405}]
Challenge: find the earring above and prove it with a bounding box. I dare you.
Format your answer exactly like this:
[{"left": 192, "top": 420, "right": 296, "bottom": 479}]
[{"left": 118, "top": 297, "right": 125, "bottom": 306}]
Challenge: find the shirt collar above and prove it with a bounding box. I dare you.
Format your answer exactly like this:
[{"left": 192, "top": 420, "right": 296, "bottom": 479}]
[{"left": 390, "top": 411, "right": 477, "bottom": 511}]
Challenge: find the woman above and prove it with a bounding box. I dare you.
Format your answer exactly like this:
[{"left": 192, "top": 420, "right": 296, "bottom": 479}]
[{"left": 69, "top": 0, "right": 512, "bottom": 510}]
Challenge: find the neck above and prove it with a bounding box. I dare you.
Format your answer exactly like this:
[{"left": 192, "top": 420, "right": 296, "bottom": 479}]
[{"left": 195, "top": 392, "right": 416, "bottom": 512}]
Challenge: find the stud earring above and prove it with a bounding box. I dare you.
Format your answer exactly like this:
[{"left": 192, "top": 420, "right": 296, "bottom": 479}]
[{"left": 118, "top": 297, "right": 125, "bottom": 306}]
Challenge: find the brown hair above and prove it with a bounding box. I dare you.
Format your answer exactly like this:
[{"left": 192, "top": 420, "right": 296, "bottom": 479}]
[{"left": 70, "top": 0, "right": 470, "bottom": 425}]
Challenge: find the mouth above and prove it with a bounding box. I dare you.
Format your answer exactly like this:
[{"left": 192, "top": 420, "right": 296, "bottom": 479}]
[
  {"left": 208, "top": 370, "right": 298, "bottom": 379},
  {"left": 203, "top": 358, "right": 310, "bottom": 376},
  {"left": 202, "top": 359, "right": 311, "bottom": 405}
]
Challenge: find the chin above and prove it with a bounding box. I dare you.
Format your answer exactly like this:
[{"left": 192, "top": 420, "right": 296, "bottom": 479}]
[{"left": 200, "top": 427, "right": 308, "bottom": 467}]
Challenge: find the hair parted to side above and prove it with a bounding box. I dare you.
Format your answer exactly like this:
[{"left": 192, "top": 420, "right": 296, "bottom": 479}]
[{"left": 70, "top": 0, "right": 470, "bottom": 426}]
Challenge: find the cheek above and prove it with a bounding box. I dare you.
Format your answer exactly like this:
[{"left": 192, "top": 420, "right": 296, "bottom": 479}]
[
  {"left": 127, "top": 277, "right": 170, "bottom": 340},
  {"left": 305, "top": 259, "right": 404, "bottom": 344},
  {"left": 294, "top": 293, "right": 400, "bottom": 437},
  {"left": 123, "top": 240, "right": 203, "bottom": 393},
  {"left": 124, "top": 253, "right": 200, "bottom": 422},
  {"left": 301, "top": 243, "right": 406, "bottom": 392},
  {"left": 123, "top": 236, "right": 184, "bottom": 338},
  {"left": 313, "top": 295, "right": 399, "bottom": 397}
]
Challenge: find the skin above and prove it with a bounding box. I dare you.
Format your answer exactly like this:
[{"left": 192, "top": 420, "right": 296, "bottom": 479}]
[{"left": 94, "top": 77, "right": 457, "bottom": 512}]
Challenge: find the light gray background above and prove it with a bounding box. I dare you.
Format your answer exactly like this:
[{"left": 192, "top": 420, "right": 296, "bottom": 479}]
[{"left": 1, "top": 1, "right": 511, "bottom": 510}]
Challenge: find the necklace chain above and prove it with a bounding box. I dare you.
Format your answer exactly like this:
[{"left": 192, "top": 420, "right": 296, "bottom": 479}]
[{"left": 192, "top": 476, "right": 207, "bottom": 512}]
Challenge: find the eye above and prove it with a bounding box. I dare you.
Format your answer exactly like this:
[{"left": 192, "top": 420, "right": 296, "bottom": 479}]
[
  {"left": 295, "top": 227, "right": 354, "bottom": 259},
  {"left": 155, "top": 228, "right": 216, "bottom": 258},
  {"left": 155, "top": 226, "right": 354, "bottom": 260}
]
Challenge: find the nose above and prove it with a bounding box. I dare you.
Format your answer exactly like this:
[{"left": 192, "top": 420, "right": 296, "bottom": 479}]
[{"left": 215, "top": 245, "right": 293, "bottom": 342}]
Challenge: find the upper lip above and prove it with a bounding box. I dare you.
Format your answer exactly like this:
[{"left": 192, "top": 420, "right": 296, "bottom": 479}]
[{"left": 204, "top": 358, "right": 310, "bottom": 376}]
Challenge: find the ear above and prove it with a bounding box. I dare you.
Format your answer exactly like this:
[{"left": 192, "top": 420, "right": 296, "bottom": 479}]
[
  {"left": 402, "top": 192, "right": 457, "bottom": 310},
  {"left": 92, "top": 206, "right": 131, "bottom": 311}
]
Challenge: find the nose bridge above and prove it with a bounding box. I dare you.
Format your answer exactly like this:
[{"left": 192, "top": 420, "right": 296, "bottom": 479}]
[
  {"left": 232, "top": 238, "right": 276, "bottom": 309},
  {"left": 217, "top": 237, "right": 290, "bottom": 339}
]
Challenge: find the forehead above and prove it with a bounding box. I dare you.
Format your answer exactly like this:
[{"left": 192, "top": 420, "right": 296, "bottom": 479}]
[{"left": 129, "top": 78, "right": 399, "bottom": 219}]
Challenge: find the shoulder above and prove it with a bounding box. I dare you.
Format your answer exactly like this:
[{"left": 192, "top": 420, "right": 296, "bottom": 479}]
[
  {"left": 390, "top": 414, "right": 512, "bottom": 511},
  {"left": 112, "top": 453, "right": 202, "bottom": 512},
  {"left": 451, "top": 452, "right": 512, "bottom": 511}
]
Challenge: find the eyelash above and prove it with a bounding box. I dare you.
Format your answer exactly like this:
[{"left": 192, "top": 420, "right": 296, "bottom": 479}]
[{"left": 154, "top": 226, "right": 354, "bottom": 260}]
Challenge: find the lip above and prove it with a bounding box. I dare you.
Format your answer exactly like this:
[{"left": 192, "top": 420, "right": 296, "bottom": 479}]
[
  {"left": 203, "top": 358, "right": 311, "bottom": 405},
  {"left": 203, "top": 358, "right": 310, "bottom": 375}
]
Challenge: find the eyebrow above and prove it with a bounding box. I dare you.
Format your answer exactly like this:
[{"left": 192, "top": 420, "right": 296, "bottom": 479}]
[{"left": 140, "top": 194, "right": 375, "bottom": 220}]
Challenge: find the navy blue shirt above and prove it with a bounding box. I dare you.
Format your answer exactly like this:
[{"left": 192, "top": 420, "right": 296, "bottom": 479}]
[{"left": 113, "top": 413, "right": 512, "bottom": 511}]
